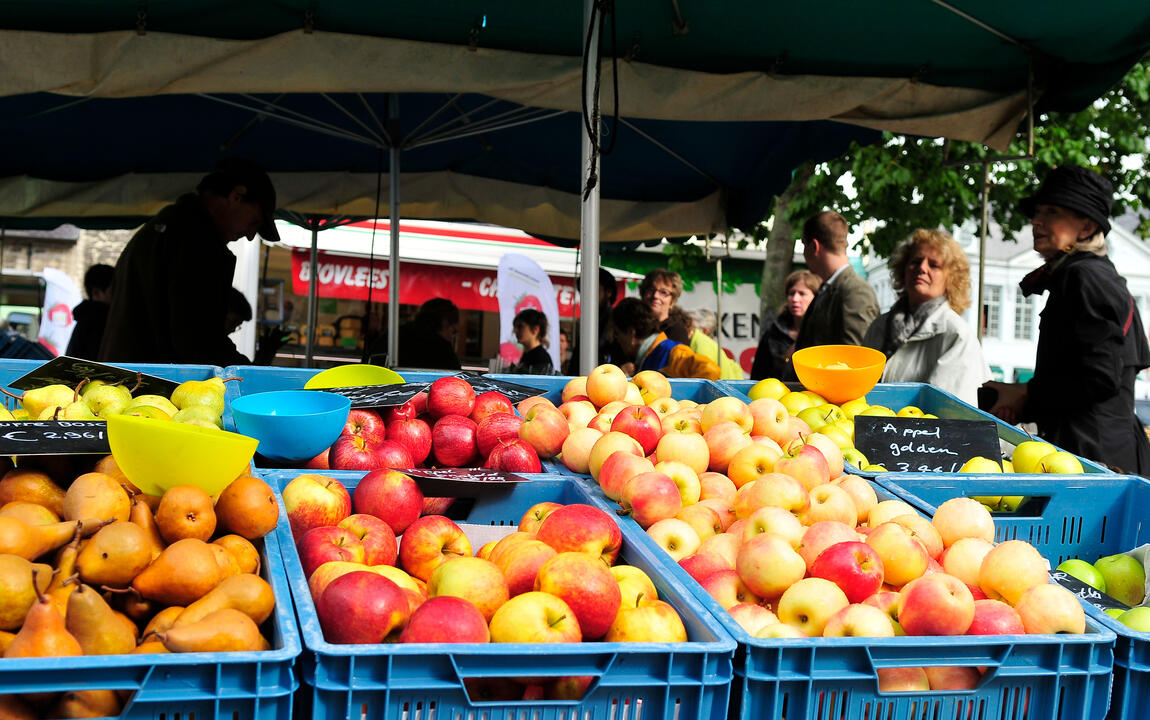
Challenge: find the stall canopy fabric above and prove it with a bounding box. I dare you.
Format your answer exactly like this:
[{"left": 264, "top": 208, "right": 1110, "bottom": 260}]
[{"left": 1, "top": 1, "right": 1149, "bottom": 242}]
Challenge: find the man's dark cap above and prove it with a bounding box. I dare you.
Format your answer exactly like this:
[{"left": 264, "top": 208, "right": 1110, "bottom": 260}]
[
  {"left": 199, "top": 157, "right": 281, "bottom": 242},
  {"left": 1020, "top": 165, "right": 1113, "bottom": 236}
]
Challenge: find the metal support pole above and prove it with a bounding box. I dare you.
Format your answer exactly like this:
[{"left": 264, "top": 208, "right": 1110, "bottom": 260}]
[
  {"left": 578, "top": 0, "right": 601, "bottom": 375},
  {"left": 387, "top": 94, "right": 402, "bottom": 368},
  {"left": 977, "top": 161, "right": 990, "bottom": 342},
  {"left": 714, "top": 256, "right": 724, "bottom": 365},
  {"left": 305, "top": 223, "right": 319, "bottom": 366}
]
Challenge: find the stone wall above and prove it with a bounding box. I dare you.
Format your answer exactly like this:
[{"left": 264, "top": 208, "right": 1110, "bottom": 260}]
[{"left": 0, "top": 228, "right": 132, "bottom": 292}]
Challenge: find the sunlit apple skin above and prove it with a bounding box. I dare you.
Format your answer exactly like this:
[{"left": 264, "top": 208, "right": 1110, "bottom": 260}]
[
  {"left": 732, "top": 472, "right": 810, "bottom": 520},
  {"left": 877, "top": 667, "right": 930, "bottom": 692},
  {"left": 822, "top": 603, "right": 896, "bottom": 638},
  {"left": 966, "top": 598, "right": 1025, "bottom": 635},
  {"left": 646, "top": 517, "right": 702, "bottom": 562},
  {"left": 742, "top": 505, "right": 804, "bottom": 548},
  {"left": 535, "top": 503, "right": 622, "bottom": 566},
  {"left": 534, "top": 551, "right": 622, "bottom": 640},
  {"left": 864, "top": 522, "right": 930, "bottom": 588},
  {"left": 797, "top": 521, "right": 860, "bottom": 570},
  {"left": 621, "top": 471, "right": 682, "bottom": 529},
  {"left": 489, "top": 592, "right": 583, "bottom": 643},
  {"left": 925, "top": 666, "right": 981, "bottom": 691},
  {"left": 632, "top": 369, "right": 673, "bottom": 405},
  {"left": 494, "top": 539, "right": 557, "bottom": 597},
  {"left": 282, "top": 473, "right": 353, "bottom": 540},
  {"left": 397, "top": 515, "right": 473, "bottom": 582},
  {"left": 297, "top": 525, "right": 366, "bottom": 579},
  {"left": 428, "top": 556, "right": 510, "bottom": 622},
  {"left": 736, "top": 532, "right": 806, "bottom": 600},
  {"left": 810, "top": 541, "right": 885, "bottom": 603},
  {"left": 704, "top": 420, "right": 753, "bottom": 474},
  {"left": 679, "top": 552, "right": 731, "bottom": 584},
  {"left": 774, "top": 442, "right": 831, "bottom": 492},
  {"left": 1014, "top": 583, "right": 1086, "bottom": 634},
  {"left": 598, "top": 452, "right": 656, "bottom": 501},
  {"left": 932, "top": 497, "right": 995, "bottom": 548},
  {"left": 675, "top": 503, "right": 723, "bottom": 544},
  {"left": 519, "top": 405, "right": 571, "bottom": 459},
  {"left": 588, "top": 431, "right": 645, "bottom": 481},
  {"left": 560, "top": 427, "right": 603, "bottom": 474},
  {"left": 470, "top": 390, "right": 514, "bottom": 423},
  {"left": 399, "top": 595, "right": 490, "bottom": 643},
  {"left": 585, "top": 364, "right": 629, "bottom": 409},
  {"left": 518, "top": 501, "right": 563, "bottom": 534},
  {"left": 831, "top": 474, "right": 878, "bottom": 523},
  {"left": 700, "top": 568, "right": 762, "bottom": 610},
  {"left": 801, "top": 483, "right": 858, "bottom": 527},
  {"left": 655, "top": 431, "right": 710, "bottom": 476},
  {"left": 338, "top": 513, "right": 398, "bottom": 566},
  {"left": 611, "top": 404, "right": 664, "bottom": 456},
  {"left": 701, "top": 396, "right": 754, "bottom": 433},
  {"left": 352, "top": 469, "right": 424, "bottom": 536},
  {"left": 776, "top": 577, "right": 850, "bottom": 637},
  {"left": 978, "top": 540, "right": 1049, "bottom": 605},
  {"left": 940, "top": 537, "right": 994, "bottom": 586},
  {"left": 605, "top": 597, "right": 688, "bottom": 643},
  {"left": 897, "top": 573, "right": 975, "bottom": 636}
]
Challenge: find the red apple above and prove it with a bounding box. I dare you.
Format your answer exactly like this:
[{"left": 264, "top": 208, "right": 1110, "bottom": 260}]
[
  {"left": 386, "top": 417, "right": 433, "bottom": 466},
  {"left": 338, "top": 513, "right": 399, "bottom": 566},
  {"left": 427, "top": 376, "right": 477, "bottom": 418},
  {"left": 316, "top": 570, "right": 408, "bottom": 644},
  {"left": 352, "top": 469, "right": 425, "bottom": 536},
  {"left": 925, "top": 666, "right": 981, "bottom": 691},
  {"left": 543, "top": 676, "right": 594, "bottom": 701},
  {"left": 343, "top": 409, "right": 386, "bottom": 442},
  {"left": 432, "top": 414, "right": 479, "bottom": 467},
  {"left": 597, "top": 452, "right": 655, "bottom": 501},
  {"left": 493, "top": 538, "right": 557, "bottom": 596},
  {"left": 679, "top": 552, "right": 731, "bottom": 584},
  {"left": 398, "top": 514, "right": 472, "bottom": 582},
  {"left": 297, "top": 525, "right": 366, "bottom": 579},
  {"left": 516, "top": 395, "right": 556, "bottom": 417},
  {"left": 534, "top": 551, "right": 622, "bottom": 640},
  {"left": 620, "top": 471, "right": 682, "bottom": 529},
  {"left": 774, "top": 442, "right": 832, "bottom": 491},
  {"left": 699, "top": 568, "right": 761, "bottom": 610},
  {"left": 428, "top": 556, "right": 510, "bottom": 622},
  {"left": 476, "top": 412, "right": 524, "bottom": 459},
  {"left": 809, "top": 541, "right": 885, "bottom": 603},
  {"left": 703, "top": 420, "right": 753, "bottom": 474},
  {"left": 519, "top": 405, "right": 570, "bottom": 459},
  {"left": 535, "top": 503, "right": 622, "bottom": 565},
  {"left": 470, "top": 390, "right": 515, "bottom": 423},
  {"left": 329, "top": 434, "right": 414, "bottom": 472},
  {"left": 897, "top": 573, "right": 975, "bottom": 636},
  {"left": 736, "top": 532, "right": 806, "bottom": 600},
  {"left": 797, "top": 520, "right": 860, "bottom": 570},
  {"left": 399, "top": 595, "right": 490, "bottom": 643},
  {"left": 282, "top": 473, "right": 352, "bottom": 539},
  {"left": 877, "top": 667, "right": 930, "bottom": 692},
  {"left": 610, "top": 405, "right": 663, "bottom": 456},
  {"left": 518, "top": 501, "right": 563, "bottom": 533},
  {"left": 967, "top": 598, "right": 1025, "bottom": 635},
  {"left": 383, "top": 392, "right": 428, "bottom": 424},
  {"left": 485, "top": 438, "right": 543, "bottom": 473},
  {"left": 304, "top": 450, "right": 331, "bottom": 470}
]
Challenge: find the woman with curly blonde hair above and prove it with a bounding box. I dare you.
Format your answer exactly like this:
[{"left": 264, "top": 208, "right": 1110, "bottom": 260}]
[{"left": 862, "top": 228, "right": 989, "bottom": 404}]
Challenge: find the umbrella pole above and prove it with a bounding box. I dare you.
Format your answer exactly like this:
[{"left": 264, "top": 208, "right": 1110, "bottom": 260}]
[
  {"left": 306, "top": 222, "right": 319, "bottom": 366},
  {"left": 579, "top": 0, "right": 601, "bottom": 375},
  {"left": 388, "top": 94, "right": 402, "bottom": 368}
]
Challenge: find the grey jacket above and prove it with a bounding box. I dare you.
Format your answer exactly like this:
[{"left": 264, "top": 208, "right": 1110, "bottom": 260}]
[
  {"left": 863, "top": 300, "right": 989, "bottom": 405},
  {"left": 793, "top": 265, "right": 879, "bottom": 351}
]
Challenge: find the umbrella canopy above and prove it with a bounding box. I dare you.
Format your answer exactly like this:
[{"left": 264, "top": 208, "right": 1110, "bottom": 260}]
[{"left": 1, "top": 1, "right": 1148, "bottom": 240}]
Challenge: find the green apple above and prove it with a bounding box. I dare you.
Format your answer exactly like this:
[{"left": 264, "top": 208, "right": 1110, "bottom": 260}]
[
  {"left": 863, "top": 463, "right": 888, "bottom": 472},
  {"left": 839, "top": 397, "right": 869, "bottom": 419},
  {"left": 1118, "top": 606, "right": 1150, "bottom": 632},
  {"left": 797, "top": 405, "right": 839, "bottom": 431},
  {"left": 1037, "top": 451, "right": 1084, "bottom": 474},
  {"left": 1105, "top": 608, "right": 1126, "bottom": 619},
  {"left": 1094, "top": 554, "right": 1147, "bottom": 606},
  {"left": 842, "top": 447, "right": 869, "bottom": 469},
  {"left": 814, "top": 423, "right": 853, "bottom": 450},
  {"left": 780, "top": 392, "right": 816, "bottom": 414},
  {"left": 959, "top": 456, "right": 1002, "bottom": 473},
  {"left": 856, "top": 405, "right": 896, "bottom": 417},
  {"left": 1056, "top": 558, "right": 1108, "bottom": 592},
  {"left": 1010, "top": 440, "right": 1057, "bottom": 473}
]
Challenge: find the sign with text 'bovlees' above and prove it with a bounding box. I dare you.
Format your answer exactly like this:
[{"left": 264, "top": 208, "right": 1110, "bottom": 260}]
[
  {"left": 853, "top": 416, "right": 1000, "bottom": 473},
  {"left": 0, "top": 420, "right": 109, "bottom": 455}
]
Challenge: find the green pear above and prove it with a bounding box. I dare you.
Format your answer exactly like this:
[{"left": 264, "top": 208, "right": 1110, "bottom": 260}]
[
  {"left": 126, "top": 394, "right": 178, "bottom": 418},
  {"left": 0, "top": 406, "right": 14, "bottom": 421},
  {"left": 57, "top": 401, "right": 98, "bottom": 421},
  {"left": 7, "top": 384, "right": 76, "bottom": 419},
  {"left": 1094, "top": 553, "right": 1147, "bottom": 606},
  {"left": 170, "top": 378, "right": 227, "bottom": 415},
  {"left": 174, "top": 406, "right": 223, "bottom": 429},
  {"left": 82, "top": 384, "right": 132, "bottom": 417},
  {"left": 120, "top": 405, "right": 173, "bottom": 421}
]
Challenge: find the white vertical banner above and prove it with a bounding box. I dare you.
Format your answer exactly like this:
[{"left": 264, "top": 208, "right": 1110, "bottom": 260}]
[
  {"left": 496, "top": 253, "right": 561, "bottom": 371},
  {"left": 38, "top": 267, "right": 83, "bottom": 356}
]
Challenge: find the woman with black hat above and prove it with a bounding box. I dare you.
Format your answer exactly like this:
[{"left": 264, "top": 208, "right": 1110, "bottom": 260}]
[{"left": 984, "top": 165, "right": 1150, "bottom": 473}]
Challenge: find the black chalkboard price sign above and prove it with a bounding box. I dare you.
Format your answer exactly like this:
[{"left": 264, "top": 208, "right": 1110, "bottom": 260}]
[
  {"left": 0, "top": 420, "right": 109, "bottom": 455},
  {"left": 312, "top": 382, "right": 429, "bottom": 409},
  {"left": 403, "top": 467, "right": 530, "bottom": 497},
  {"left": 853, "top": 416, "right": 1001, "bottom": 473},
  {"left": 453, "top": 372, "right": 545, "bottom": 404},
  {"left": 9, "top": 356, "right": 179, "bottom": 397},
  {"left": 1050, "top": 571, "right": 1130, "bottom": 612}
]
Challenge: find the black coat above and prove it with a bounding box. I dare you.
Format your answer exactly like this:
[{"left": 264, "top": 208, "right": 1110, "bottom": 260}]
[
  {"left": 1023, "top": 252, "right": 1150, "bottom": 473},
  {"left": 750, "top": 312, "right": 796, "bottom": 380},
  {"left": 65, "top": 299, "right": 109, "bottom": 359}
]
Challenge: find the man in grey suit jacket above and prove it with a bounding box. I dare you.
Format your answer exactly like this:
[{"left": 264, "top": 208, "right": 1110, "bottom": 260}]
[{"left": 786, "top": 210, "right": 879, "bottom": 378}]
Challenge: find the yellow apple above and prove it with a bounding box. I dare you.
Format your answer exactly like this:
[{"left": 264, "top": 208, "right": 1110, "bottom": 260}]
[
  {"left": 747, "top": 377, "right": 788, "bottom": 401},
  {"left": 1009, "top": 440, "right": 1057, "bottom": 473}
]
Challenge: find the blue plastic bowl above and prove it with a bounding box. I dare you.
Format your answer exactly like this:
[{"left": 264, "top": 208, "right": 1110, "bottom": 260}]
[{"left": 230, "top": 389, "right": 351, "bottom": 463}]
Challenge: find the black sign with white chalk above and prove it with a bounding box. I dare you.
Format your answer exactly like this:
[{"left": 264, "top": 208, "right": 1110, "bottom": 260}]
[
  {"left": 1050, "top": 571, "right": 1130, "bottom": 612},
  {"left": 453, "top": 372, "right": 546, "bottom": 404},
  {"left": 853, "top": 416, "right": 1000, "bottom": 473},
  {"left": 402, "top": 467, "right": 530, "bottom": 497},
  {"left": 9, "top": 356, "right": 178, "bottom": 396},
  {"left": 313, "top": 383, "right": 429, "bottom": 409},
  {"left": 0, "top": 420, "right": 109, "bottom": 455}
]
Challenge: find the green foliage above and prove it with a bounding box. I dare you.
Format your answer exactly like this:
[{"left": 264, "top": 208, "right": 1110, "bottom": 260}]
[{"left": 770, "top": 62, "right": 1150, "bottom": 258}]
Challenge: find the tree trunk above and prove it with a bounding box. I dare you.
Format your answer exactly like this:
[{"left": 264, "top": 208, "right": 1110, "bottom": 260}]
[{"left": 759, "top": 163, "right": 815, "bottom": 322}]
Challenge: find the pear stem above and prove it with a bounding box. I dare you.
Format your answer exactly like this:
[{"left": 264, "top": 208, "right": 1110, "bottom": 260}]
[
  {"left": 32, "top": 568, "right": 47, "bottom": 604},
  {"left": 73, "top": 378, "right": 89, "bottom": 401},
  {"left": 129, "top": 373, "right": 143, "bottom": 395},
  {"left": 0, "top": 388, "right": 19, "bottom": 402}
]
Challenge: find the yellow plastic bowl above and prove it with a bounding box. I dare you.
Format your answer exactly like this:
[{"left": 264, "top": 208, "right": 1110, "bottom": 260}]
[
  {"left": 304, "top": 364, "right": 404, "bottom": 390},
  {"left": 791, "top": 345, "right": 886, "bottom": 405},
  {"left": 106, "top": 414, "right": 259, "bottom": 496}
]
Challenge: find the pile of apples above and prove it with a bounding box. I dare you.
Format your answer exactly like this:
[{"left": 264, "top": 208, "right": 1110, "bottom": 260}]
[
  {"left": 305, "top": 376, "right": 565, "bottom": 473},
  {"left": 0, "top": 460, "right": 280, "bottom": 718},
  {"left": 1057, "top": 552, "right": 1150, "bottom": 630},
  {"left": 283, "top": 469, "right": 691, "bottom": 698},
  {"left": 2, "top": 376, "right": 232, "bottom": 429}
]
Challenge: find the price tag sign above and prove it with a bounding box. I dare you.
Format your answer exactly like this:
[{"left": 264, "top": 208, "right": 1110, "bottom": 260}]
[
  {"left": 1050, "top": 572, "right": 1130, "bottom": 612},
  {"left": 0, "top": 420, "right": 109, "bottom": 455},
  {"left": 853, "top": 416, "right": 1000, "bottom": 473},
  {"left": 9, "top": 356, "right": 178, "bottom": 397},
  {"left": 402, "top": 467, "right": 530, "bottom": 497},
  {"left": 453, "top": 372, "right": 546, "bottom": 404},
  {"left": 311, "top": 382, "right": 429, "bottom": 409}
]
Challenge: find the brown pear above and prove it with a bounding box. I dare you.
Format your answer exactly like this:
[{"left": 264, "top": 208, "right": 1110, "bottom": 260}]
[
  {"left": 154, "top": 485, "right": 217, "bottom": 543},
  {"left": 157, "top": 608, "right": 263, "bottom": 653},
  {"left": 45, "top": 526, "right": 83, "bottom": 618},
  {"left": 0, "top": 631, "right": 14, "bottom": 654},
  {"left": 0, "top": 501, "right": 59, "bottom": 526},
  {"left": 213, "top": 534, "right": 261, "bottom": 575},
  {"left": 48, "top": 689, "right": 123, "bottom": 719},
  {"left": 91, "top": 454, "right": 139, "bottom": 494},
  {"left": 4, "top": 569, "right": 82, "bottom": 658},
  {"left": 0, "top": 554, "right": 53, "bottom": 630},
  {"left": 132, "top": 640, "right": 170, "bottom": 654},
  {"left": 214, "top": 476, "right": 279, "bottom": 540},
  {"left": 0, "top": 694, "right": 38, "bottom": 720},
  {"left": 0, "top": 468, "right": 66, "bottom": 517},
  {"left": 209, "top": 543, "right": 242, "bottom": 579},
  {"left": 132, "top": 538, "right": 222, "bottom": 606},
  {"left": 175, "top": 574, "right": 275, "bottom": 627},
  {"left": 128, "top": 497, "right": 165, "bottom": 562},
  {"left": 141, "top": 605, "right": 185, "bottom": 641},
  {"left": 0, "top": 517, "right": 80, "bottom": 561},
  {"left": 75, "top": 521, "right": 152, "bottom": 588},
  {"left": 65, "top": 583, "right": 137, "bottom": 655},
  {"left": 106, "top": 587, "right": 158, "bottom": 625},
  {"left": 61, "top": 472, "right": 130, "bottom": 524}
]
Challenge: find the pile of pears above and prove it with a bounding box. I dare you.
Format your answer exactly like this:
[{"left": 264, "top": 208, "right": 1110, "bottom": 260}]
[
  {"left": 0, "top": 457, "right": 280, "bottom": 719},
  {"left": 0, "top": 377, "right": 232, "bottom": 429}
]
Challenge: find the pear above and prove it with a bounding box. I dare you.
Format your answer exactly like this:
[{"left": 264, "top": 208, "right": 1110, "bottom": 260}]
[
  {"left": 120, "top": 405, "right": 173, "bottom": 421},
  {"left": 127, "top": 496, "right": 166, "bottom": 562},
  {"left": 0, "top": 406, "right": 14, "bottom": 422},
  {"left": 0, "top": 517, "right": 82, "bottom": 561},
  {"left": 62, "top": 472, "right": 131, "bottom": 524},
  {"left": 125, "top": 394, "right": 179, "bottom": 417},
  {"left": 0, "top": 693, "right": 37, "bottom": 720},
  {"left": 45, "top": 525, "right": 82, "bottom": 617},
  {"left": 174, "top": 405, "right": 223, "bottom": 428},
  {"left": 0, "top": 501, "right": 60, "bottom": 526},
  {"left": 76, "top": 521, "right": 153, "bottom": 588},
  {"left": 1, "top": 384, "right": 75, "bottom": 420},
  {"left": 53, "top": 401, "right": 98, "bottom": 421},
  {"left": 157, "top": 607, "right": 263, "bottom": 653},
  {"left": 81, "top": 382, "right": 132, "bottom": 417},
  {"left": 3, "top": 569, "right": 83, "bottom": 658},
  {"left": 65, "top": 582, "right": 138, "bottom": 655},
  {"left": 141, "top": 604, "right": 185, "bottom": 641},
  {"left": 133, "top": 639, "right": 171, "bottom": 654},
  {"left": 0, "top": 554, "right": 53, "bottom": 630},
  {"left": 0, "top": 468, "right": 66, "bottom": 517},
  {"left": 49, "top": 689, "right": 123, "bottom": 719},
  {"left": 175, "top": 573, "right": 275, "bottom": 626},
  {"left": 132, "top": 538, "right": 223, "bottom": 606},
  {"left": 9, "top": 408, "right": 29, "bottom": 421},
  {"left": 170, "top": 378, "right": 228, "bottom": 416}
]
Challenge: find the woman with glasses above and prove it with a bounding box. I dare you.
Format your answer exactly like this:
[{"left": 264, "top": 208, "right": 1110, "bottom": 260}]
[{"left": 640, "top": 269, "right": 690, "bottom": 343}]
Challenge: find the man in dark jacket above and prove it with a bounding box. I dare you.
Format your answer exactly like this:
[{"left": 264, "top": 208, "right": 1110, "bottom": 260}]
[
  {"left": 98, "top": 158, "right": 280, "bottom": 366},
  {"left": 65, "top": 264, "right": 114, "bottom": 359}
]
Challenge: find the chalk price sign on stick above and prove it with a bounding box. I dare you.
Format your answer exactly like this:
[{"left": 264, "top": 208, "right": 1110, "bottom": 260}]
[
  {"left": 853, "top": 416, "right": 1001, "bottom": 473},
  {"left": 0, "top": 420, "right": 110, "bottom": 455}
]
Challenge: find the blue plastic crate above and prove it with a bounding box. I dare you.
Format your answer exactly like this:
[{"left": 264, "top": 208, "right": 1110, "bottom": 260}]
[
  {"left": 719, "top": 379, "right": 1111, "bottom": 474},
  {"left": 577, "top": 473, "right": 1116, "bottom": 720},
  {"left": 0, "top": 496, "right": 300, "bottom": 719},
  {"left": 264, "top": 470, "right": 735, "bottom": 720},
  {"left": 875, "top": 472, "right": 1150, "bottom": 720}
]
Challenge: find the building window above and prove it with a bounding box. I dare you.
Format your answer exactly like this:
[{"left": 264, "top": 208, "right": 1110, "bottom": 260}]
[
  {"left": 983, "top": 285, "right": 1001, "bottom": 338},
  {"left": 1013, "top": 294, "right": 1034, "bottom": 340}
]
